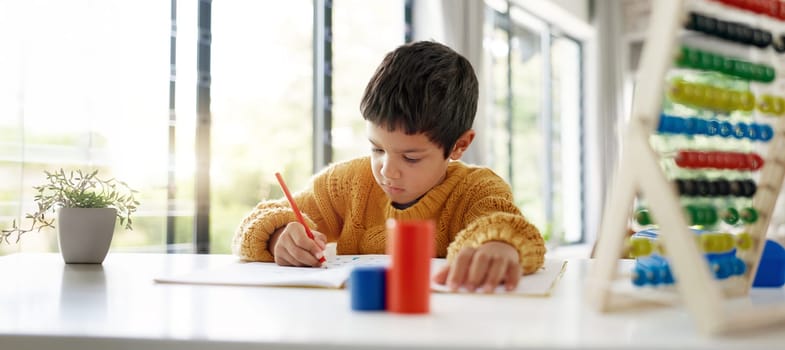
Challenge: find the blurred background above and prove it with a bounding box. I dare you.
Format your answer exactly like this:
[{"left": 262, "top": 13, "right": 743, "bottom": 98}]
[{"left": 7, "top": 0, "right": 773, "bottom": 258}]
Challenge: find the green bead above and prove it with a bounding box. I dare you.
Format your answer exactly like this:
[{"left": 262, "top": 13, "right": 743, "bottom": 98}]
[
  {"left": 703, "top": 206, "right": 718, "bottom": 226},
  {"left": 721, "top": 207, "right": 739, "bottom": 225},
  {"left": 635, "top": 209, "right": 652, "bottom": 225},
  {"left": 740, "top": 207, "right": 759, "bottom": 224},
  {"left": 685, "top": 205, "right": 698, "bottom": 225},
  {"left": 722, "top": 59, "right": 736, "bottom": 75},
  {"left": 710, "top": 55, "right": 724, "bottom": 72},
  {"left": 763, "top": 67, "right": 776, "bottom": 82}
]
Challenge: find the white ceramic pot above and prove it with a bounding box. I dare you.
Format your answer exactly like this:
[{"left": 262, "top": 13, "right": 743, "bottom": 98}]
[{"left": 57, "top": 207, "right": 117, "bottom": 264}]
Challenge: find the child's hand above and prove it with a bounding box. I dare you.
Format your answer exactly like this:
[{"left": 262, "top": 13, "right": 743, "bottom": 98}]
[
  {"left": 268, "top": 222, "right": 327, "bottom": 267},
  {"left": 432, "top": 241, "right": 521, "bottom": 293}
]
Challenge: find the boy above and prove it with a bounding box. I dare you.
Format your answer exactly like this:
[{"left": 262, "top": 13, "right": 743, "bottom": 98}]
[{"left": 232, "top": 41, "right": 545, "bottom": 293}]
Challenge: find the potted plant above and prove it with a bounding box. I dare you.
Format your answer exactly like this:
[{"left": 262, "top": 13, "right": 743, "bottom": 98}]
[{"left": 1, "top": 169, "right": 139, "bottom": 264}]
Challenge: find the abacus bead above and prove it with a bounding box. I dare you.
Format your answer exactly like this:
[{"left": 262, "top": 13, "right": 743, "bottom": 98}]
[
  {"left": 723, "top": 59, "right": 737, "bottom": 75},
  {"left": 748, "top": 153, "right": 764, "bottom": 170},
  {"left": 748, "top": 123, "right": 760, "bottom": 140},
  {"left": 700, "top": 234, "right": 716, "bottom": 252},
  {"left": 629, "top": 238, "right": 653, "bottom": 257},
  {"left": 719, "top": 121, "right": 733, "bottom": 137},
  {"left": 739, "top": 91, "right": 755, "bottom": 111},
  {"left": 707, "top": 120, "right": 720, "bottom": 136},
  {"left": 701, "top": 15, "right": 718, "bottom": 33},
  {"left": 696, "top": 179, "right": 710, "bottom": 196},
  {"left": 741, "top": 207, "right": 759, "bottom": 223},
  {"left": 686, "top": 12, "right": 700, "bottom": 30},
  {"left": 685, "top": 205, "right": 699, "bottom": 224},
  {"left": 705, "top": 206, "right": 718, "bottom": 225},
  {"left": 699, "top": 51, "right": 714, "bottom": 70},
  {"left": 773, "top": 97, "right": 785, "bottom": 115},
  {"left": 742, "top": 179, "right": 757, "bottom": 197},
  {"left": 711, "top": 55, "right": 724, "bottom": 72},
  {"left": 696, "top": 152, "right": 709, "bottom": 168},
  {"left": 632, "top": 267, "right": 647, "bottom": 286},
  {"left": 694, "top": 118, "right": 709, "bottom": 135},
  {"left": 722, "top": 207, "right": 740, "bottom": 225},
  {"left": 737, "top": 232, "right": 752, "bottom": 250},
  {"left": 759, "top": 95, "right": 774, "bottom": 114},
  {"left": 635, "top": 209, "right": 653, "bottom": 225},
  {"left": 716, "top": 179, "right": 730, "bottom": 195},
  {"left": 734, "top": 123, "right": 748, "bottom": 139},
  {"left": 760, "top": 124, "right": 774, "bottom": 141},
  {"left": 763, "top": 66, "right": 776, "bottom": 82},
  {"left": 715, "top": 259, "right": 732, "bottom": 279},
  {"left": 759, "top": 30, "right": 773, "bottom": 47},
  {"left": 705, "top": 180, "right": 718, "bottom": 196},
  {"left": 684, "top": 117, "right": 698, "bottom": 135},
  {"left": 732, "top": 258, "right": 746, "bottom": 276},
  {"left": 683, "top": 179, "right": 698, "bottom": 196},
  {"left": 730, "top": 180, "right": 744, "bottom": 196},
  {"left": 675, "top": 151, "right": 690, "bottom": 167},
  {"left": 741, "top": 25, "right": 755, "bottom": 44}
]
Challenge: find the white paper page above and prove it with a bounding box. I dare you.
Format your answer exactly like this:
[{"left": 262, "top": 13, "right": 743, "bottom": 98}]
[
  {"left": 154, "top": 255, "right": 389, "bottom": 288},
  {"left": 155, "top": 256, "right": 566, "bottom": 296},
  {"left": 430, "top": 259, "right": 567, "bottom": 296}
]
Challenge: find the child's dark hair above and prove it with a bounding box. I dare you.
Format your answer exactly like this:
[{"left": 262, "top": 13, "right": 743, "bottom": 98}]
[{"left": 360, "top": 41, "right": 479, "bottom": 158}]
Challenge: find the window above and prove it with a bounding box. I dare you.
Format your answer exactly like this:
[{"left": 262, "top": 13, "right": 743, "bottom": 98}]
[
  {"left": 486, "top": 2, "right": 585, "bottom": 245},
  {"left": 0, "top": 0, "right": 172, "bottom": 254},
  {"left": 210, "top": 0, "right": 313, "bottom": 253},
  {"left": 332, "top": 0, "right": 405, "bottom": 163},
  {"left": 0, "top": 0, "right": 408, "bottom": 255}
]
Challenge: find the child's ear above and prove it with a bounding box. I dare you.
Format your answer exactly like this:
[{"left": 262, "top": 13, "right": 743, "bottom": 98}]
[{"left": 449, "top": 129, "right": 476, "bottom": 160}]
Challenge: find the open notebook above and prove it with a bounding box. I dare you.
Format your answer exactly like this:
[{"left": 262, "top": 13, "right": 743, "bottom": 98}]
[{"left": 154, "top": 255, "right": 567, "bottom": 297}]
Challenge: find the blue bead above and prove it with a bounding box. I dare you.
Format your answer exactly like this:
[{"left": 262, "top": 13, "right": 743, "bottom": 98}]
[
  {"left": 658, "top": 115, "right": 684, "bottom": 133},
  {"left": 748, "top": 123, "right": 761, "bottom": 140},
  {"left": 632, "top": 267, "right": 647, "bottom": 286},
  {"left": 684, "top": 117, "right": 699, "bottom": 135},
  {"left": 707, "top": 120, "right": 720, "bottom": 136},
  {"left": 349, "top": 266, "right": 387, "bottom": 311},
  {"left": 760, "top": 125, "right": 774, "bottom": 141},
  {"left": 694, "top": 118, "right": 709, "bottom": 135},
  {"left": 733, "top": 123, "right": 748, "bottom": 139},
  {"left": 732, "top": 257, "right": 746, "bottom": 276},
  {"left": 719, "top": 121, "right": 733, "bottom": 138}
]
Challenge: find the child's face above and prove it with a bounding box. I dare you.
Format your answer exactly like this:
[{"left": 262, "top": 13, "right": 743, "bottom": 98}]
[{"left": 367, "top": 122, "right": 450, "bottom": 205}]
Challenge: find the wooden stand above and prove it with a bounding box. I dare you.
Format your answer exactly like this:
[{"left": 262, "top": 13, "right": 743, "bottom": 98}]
[{"left": 588, "top": 0, "right": 785, "bottom": 334}]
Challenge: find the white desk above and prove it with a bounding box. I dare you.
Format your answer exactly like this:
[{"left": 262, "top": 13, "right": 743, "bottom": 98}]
[{"left": 1, "top": 253, "right": 784, "bottom": 350}]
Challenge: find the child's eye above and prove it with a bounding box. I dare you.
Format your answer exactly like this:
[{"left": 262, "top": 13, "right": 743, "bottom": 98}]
[
  {"left": 371, "top": 148, "right": 384, "bottom": 154},
  {"left": 403, "top": 156, "right": 420, "bottom": 163}
]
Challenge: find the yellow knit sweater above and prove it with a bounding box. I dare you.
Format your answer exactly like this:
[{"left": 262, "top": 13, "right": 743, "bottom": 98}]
[{"left": 232, "top": 157, "right": 545, "bottom": 274}]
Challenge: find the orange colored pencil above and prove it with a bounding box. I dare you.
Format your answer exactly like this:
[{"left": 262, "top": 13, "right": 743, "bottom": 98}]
[{"left": 274, "top": 172, "right": 326, "bottom": 263}]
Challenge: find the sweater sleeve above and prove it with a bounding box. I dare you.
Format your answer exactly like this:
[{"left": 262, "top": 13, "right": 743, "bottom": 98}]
[
  {"left": 446, "top": 172, "right": 546, "bottom": 275},
  {"left": 231, "top": 197, "right": 319, "bottom": 262},
  {"left": 231, "top": 160, "right": 356, "bottom": 262}
]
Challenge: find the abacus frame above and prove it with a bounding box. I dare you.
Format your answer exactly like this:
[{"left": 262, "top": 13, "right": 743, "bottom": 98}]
[{"left": 588, "top": 0, "right": 785, "bottom": 334}]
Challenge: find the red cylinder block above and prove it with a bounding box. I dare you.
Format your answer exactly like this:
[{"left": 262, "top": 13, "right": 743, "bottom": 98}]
[{"left": 386, "top": 219, "right": 434, "bottom": 314}]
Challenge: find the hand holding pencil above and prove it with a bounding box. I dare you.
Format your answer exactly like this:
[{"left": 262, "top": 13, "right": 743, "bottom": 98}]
[{"left": 269, "top": 172, "right": 327, "bottom": 267}]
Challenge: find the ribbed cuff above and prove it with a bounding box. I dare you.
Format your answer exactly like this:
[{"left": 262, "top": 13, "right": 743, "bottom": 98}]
[{"left": 447, "top": 213, "right": 546, "bottom": 274}]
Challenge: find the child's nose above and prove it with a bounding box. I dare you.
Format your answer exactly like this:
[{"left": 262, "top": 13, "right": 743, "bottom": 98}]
[{"left": 380, "top": 157, "right": 401, "bottom": 179}]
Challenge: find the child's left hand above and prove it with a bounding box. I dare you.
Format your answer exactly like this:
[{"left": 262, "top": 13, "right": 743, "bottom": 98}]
[{"left": 432, "top": 241, "right": 521, "bottom": 293}]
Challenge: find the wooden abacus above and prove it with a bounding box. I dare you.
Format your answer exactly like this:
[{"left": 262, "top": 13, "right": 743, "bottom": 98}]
[{"left": 588, "top": 0, "right": 785, "bottom": 334}]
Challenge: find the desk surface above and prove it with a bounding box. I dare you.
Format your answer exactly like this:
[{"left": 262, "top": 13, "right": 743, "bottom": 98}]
[{"left": 1, "top": 253, "right": 784, "bottom": 350}]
